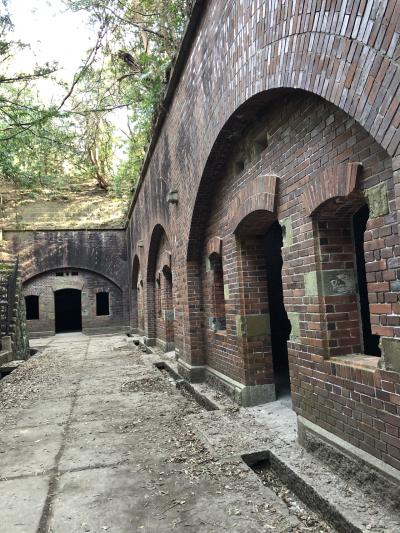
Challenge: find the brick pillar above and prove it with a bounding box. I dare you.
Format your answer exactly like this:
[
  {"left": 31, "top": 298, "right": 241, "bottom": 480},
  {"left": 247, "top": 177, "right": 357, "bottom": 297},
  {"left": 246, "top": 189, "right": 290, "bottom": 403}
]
[{"left": 176, "top": 259, "right": 206, "bottom": 381}]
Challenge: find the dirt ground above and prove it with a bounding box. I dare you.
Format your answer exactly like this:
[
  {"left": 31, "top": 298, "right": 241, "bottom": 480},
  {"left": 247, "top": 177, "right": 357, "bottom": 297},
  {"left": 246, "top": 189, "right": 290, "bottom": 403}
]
[{"left": 0, "top": 334, "right": 398, "bottom": 532}]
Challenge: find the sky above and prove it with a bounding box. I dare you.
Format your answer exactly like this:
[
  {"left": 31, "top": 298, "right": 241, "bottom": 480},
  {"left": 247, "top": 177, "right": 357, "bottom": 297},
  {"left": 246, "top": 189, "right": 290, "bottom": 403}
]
[
  {"left": 6, "top": 0, "right": 130, "bottom": 157},
  {"left": 7, "top": 0, "right": 97, "bottom": 105}
]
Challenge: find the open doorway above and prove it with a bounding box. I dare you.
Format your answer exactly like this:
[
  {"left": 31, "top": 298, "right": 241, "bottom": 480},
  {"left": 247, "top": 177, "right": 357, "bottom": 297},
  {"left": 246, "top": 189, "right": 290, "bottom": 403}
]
[
  {"left": 265, "top": 222, "right": 291, "bottom": 397},
  {"left": 353, "top": 205, "right": 381, "bottom": 356},
  {"left": 54, "top": 289, "right": 82, "bottom": 333}
]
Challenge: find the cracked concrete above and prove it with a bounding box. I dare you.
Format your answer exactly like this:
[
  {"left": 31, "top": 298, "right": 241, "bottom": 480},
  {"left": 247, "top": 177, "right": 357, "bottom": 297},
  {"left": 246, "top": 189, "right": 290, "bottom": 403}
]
[{"left": 0, "top": 334, "right": 302, "bottom": 532}]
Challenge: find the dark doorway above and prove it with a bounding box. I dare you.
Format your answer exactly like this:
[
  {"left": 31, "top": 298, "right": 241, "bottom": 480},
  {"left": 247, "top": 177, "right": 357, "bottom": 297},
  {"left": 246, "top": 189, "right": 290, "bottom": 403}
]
[
  {"left": 265, "top": 222, "right": 291, "bottom": 397},
  {"left": 353, "top": 205, "right": 381, "bottom": 356},
  {"left": 54, "top": 289, "right": 82, "bottom": 333}
]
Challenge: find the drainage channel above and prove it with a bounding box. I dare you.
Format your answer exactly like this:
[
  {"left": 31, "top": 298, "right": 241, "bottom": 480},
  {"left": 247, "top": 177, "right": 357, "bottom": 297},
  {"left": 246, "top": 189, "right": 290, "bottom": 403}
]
[
  {"left": 243, "top": 451, "right": 357, "bottom": 533},
  {"left": 154, "top": 362, "right": 219, "bottom": 412},
  {"left": 0, "top": 365, "right": 18, "bottom": 380}
]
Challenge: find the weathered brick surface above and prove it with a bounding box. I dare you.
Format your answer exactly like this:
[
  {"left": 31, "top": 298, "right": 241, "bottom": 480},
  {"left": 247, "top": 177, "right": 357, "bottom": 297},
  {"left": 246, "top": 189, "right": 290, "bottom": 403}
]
[
  {"left": 5, "top": 229, "right": 129, "bottom": 331},
  {"left": 124, "top": 1, "right": 400, "bottom": 468},
  {"left": 23, "top": 269, "right": 124, "bottom": 335}
]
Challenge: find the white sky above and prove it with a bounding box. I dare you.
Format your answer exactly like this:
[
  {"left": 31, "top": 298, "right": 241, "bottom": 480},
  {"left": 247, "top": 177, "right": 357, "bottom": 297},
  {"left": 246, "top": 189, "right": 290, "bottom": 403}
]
[
  {"left": 7, "top": 0, "right": 130, "bottom": 158},
  {"left": 8, "top": 0, "right": 97, "bottom": 105}
]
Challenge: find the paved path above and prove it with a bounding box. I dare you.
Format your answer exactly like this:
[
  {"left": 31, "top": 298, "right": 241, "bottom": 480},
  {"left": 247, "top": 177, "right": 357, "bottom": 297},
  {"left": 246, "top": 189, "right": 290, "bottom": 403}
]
[{"left": 0, "top": 334, "right": 298, "bottom": 533}]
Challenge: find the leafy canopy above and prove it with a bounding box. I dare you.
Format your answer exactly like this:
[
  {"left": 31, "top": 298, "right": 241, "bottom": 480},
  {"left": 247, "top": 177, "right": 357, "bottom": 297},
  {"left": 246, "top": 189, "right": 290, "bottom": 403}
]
[{"left": 0, "top": 0, "right": 191, "bottom": 197}]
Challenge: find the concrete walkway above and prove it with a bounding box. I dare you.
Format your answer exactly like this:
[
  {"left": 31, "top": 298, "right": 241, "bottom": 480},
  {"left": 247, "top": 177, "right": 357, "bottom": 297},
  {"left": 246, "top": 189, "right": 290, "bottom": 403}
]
[
  {"left": 2, "top": 334, "right": 399, "bottom": 532},
  {"left": 0, "top": 334, "right": 300, "bottom": 533}
]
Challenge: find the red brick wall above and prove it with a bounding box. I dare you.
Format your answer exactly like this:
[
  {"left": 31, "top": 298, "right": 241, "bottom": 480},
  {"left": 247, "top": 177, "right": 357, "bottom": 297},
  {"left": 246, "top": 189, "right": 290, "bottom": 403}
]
[
  {"left": 23, "top": 269, "right": 124, "bottom": 335},
  {"left": 7, "top": 229, "right": 129, "bottom": 331},
  {"left": 125, "top": 1, "right": 400, "bottom": 469}
]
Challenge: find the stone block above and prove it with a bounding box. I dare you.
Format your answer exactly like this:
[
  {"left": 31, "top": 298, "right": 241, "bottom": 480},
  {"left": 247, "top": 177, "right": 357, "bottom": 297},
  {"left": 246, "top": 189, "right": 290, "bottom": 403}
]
[
  {"left": 236, "top": 314, "right": 270, "bottom": 338},
  {"left": 224, "top": 283, "right": 230, "bottom": 300},
  {"left": 364, "top": 183, "right": 389, "bottom": 218},
  {"left": 208, "top": 316, "right": 226, "bottom": 331},
  {"left": 280, "top": 216, "right": 293, "bottom": 247},
  {"left": 287, "top": 312, "right": 300, "bottom": 340},
  {"left": 304, "top": 269, "right": 356, "bottom": 296},
  {"left": 167, "top": 189, "right": 178, "bottom": 204},
  {"left": 239, "top": 383, "right": 276, "bottom": 406},
  {"left": 304, "top": 271, "right": 319, "bottom": 296},
  {"left": 163, "top": 309, "right": 175, "bottom": 322},
  {"left": 380, "top": 337, "right": 400, "bottom": 373}
]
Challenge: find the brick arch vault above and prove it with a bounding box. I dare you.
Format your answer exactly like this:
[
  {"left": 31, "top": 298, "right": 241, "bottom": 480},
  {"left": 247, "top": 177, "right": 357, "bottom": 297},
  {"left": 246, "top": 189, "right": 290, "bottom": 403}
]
[{"left": 125, "top": 1, "right": 400, "bottom": 469}]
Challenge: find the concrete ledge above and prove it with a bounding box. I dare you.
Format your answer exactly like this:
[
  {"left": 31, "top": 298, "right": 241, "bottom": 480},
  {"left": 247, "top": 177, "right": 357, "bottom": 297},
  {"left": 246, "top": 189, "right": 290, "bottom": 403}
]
[
  {"left": 298, "top": 415, "right": 400, "bottom": 490},
  {"left": 205, "top": 365, "right": 276, "bottom": 406},
  {"left": 155, "top": 338, "right": 175, "bottom": 353},
  {"left": 144, "top": 336, "right": 157, "bottom": 347},
  {"left": 28, "top": 330, "right": 55, "bottom": 339},
  {"left": 177, "top": 358, "right": 206, "bottom": 382},
  {"left": 176, "top": 359, "right": 276, "bottom": 406},
  {"left": 83, "top": 326, "right": 130, "bottom": 335}
]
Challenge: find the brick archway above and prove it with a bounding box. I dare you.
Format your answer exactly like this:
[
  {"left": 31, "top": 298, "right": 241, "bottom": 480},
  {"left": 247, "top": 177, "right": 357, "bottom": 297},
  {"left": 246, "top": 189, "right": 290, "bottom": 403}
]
[
  {"left": 131, "top": 255, "right": 143, "bottom": 332},
  {"left": 146, "top": 224, "right": 175, "bottom": 349}
]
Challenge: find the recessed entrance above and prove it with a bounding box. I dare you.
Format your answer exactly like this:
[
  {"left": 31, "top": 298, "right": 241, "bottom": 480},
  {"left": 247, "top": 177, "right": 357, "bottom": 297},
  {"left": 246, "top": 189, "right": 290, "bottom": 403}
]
[
  {"left": 353, "top": 205, "right": 381, "bottom": 356},
  {"left": 54, "top": 288, "right": 82, "bottom": 333},
  {"left": 265, "top": 222, "right": 291, "bottom": 397}
]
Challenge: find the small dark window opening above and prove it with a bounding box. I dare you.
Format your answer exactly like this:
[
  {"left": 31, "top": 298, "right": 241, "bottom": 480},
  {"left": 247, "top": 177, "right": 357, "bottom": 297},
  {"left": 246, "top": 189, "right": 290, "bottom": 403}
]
[
  {"left": 71, "top": 271, "right": 79, "bottom": 276},
  {"left": 156, "top": 278, "right": 162, "bottom": 318},
  {"left": 96, "top": 292, "right": 110, "bottom": 316},
  {"left": 56, "top": 272, "right": 64, "bottom": 277},
  {"left": 210, "top": 253, "right": 226, "bottom": 331},
  {"left": 26, "top": 295, "right": 39, "bottom": 320}
]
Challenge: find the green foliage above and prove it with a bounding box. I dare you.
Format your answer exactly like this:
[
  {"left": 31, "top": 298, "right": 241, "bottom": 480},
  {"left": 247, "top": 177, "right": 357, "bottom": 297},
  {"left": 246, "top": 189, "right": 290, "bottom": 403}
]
[
  {"left": 63, "top": 0, "right": 191, "bottom": 193},
  {"left": 0, "top": 0, "right": 190, "bottom": 197}
]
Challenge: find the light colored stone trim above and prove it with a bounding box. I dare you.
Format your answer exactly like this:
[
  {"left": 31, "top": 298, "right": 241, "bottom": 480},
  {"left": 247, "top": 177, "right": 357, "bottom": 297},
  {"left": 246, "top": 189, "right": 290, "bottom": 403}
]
[{"left": 177, "top": 359, "right": 276, "bottom": 406}]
